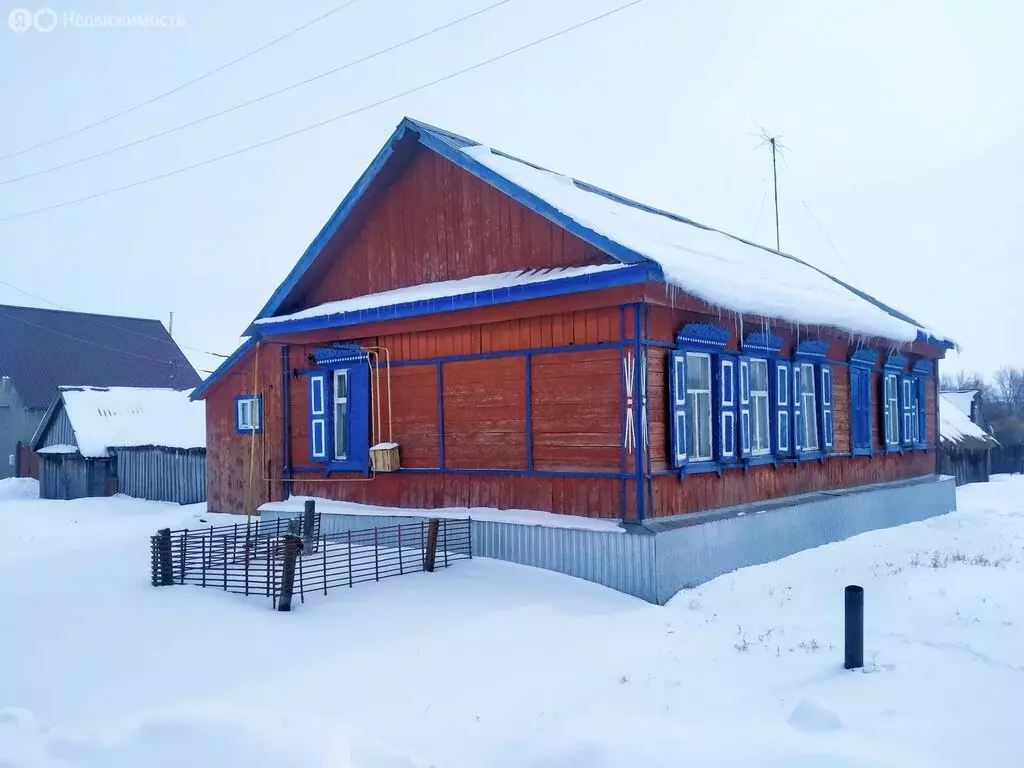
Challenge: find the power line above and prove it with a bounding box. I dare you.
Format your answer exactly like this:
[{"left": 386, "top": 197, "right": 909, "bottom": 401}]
[
  {"left": 0, "top": 0, "right": 362, "bottom": 163},
  {"left": 0, "top": 278, "right": 229, "bottom": 358},
  {"left": 0, "top": 307, "right": 199, "bottom": 367},
  {"left": 0, "top": 0, "right": 644, "bottom": 223},
  {"left": 0, "top": 0, "right": 515, "bottom": 187}
]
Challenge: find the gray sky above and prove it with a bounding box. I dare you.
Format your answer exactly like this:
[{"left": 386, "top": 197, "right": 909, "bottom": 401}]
[{"left": 1, "top": 0, "right": 1020, "bottom": 378}]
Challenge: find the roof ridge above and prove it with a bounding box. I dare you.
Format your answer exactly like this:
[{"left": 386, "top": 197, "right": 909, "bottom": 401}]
[{"left": 0, "top": 302, "right": 164, "bottom": 325}]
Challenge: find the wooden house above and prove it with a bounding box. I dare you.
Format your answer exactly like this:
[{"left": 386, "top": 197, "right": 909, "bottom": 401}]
[
  {"left": 938, "top": 391, "right": 999, "bottom": 486},
  {"left": 194, "top": 118, "right": 953, "bottom": 530},
  {"left": 31, "top": 386, "right": 206, "bottom": 503}
]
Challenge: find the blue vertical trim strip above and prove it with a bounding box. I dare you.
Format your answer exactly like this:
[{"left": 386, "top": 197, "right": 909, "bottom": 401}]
[
  {"left": 619, "top": 305, "right": 627, "bottom": 520},
  {"left": 436, "top": 362, "right": 445, "bottom": 469},
  {"left": 281, "top": 346, "right": 291, "bottom": 481},
  {"left": 524, "top": 354, "right": 534, "bottom": 471},
  {"left": 633, "top": 303, "right": 645, "bottom": 521}
]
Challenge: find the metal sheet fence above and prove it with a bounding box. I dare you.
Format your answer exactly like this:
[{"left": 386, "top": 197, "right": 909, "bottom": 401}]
[{"left": 150, "top": 514, "right": 470, "bottom": 608}]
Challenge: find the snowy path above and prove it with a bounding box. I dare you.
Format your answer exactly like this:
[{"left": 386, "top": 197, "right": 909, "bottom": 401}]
[{"left": 2, "top": 477, "right": 1023, "bottom": 767}]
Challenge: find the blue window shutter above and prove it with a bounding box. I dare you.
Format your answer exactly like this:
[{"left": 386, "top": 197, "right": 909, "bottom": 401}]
[
  {"left": 792, "top": 366, "right": 803, "bottom": 453},
  {"left": 738, "top": 357, "right": 751, "bottom": 457},
  {"left": 775, "top": 360, "right": 791, "bottom": 454},
  {"left": 917, "top": 377, "right": 928, "bottom": 446},
  {"left": 820, "top": 365, "right": 834, "bottom": 451},
  {"left": 901, "top": 376, "right": 914, "bottom": 446},
  {"left": 850, "top": 367, "right": 871, "bottom": 452},
  {"left": 719, "top": 356, "right": 736, "bottom": 460},
  {"left": 668, "top": 351, "right": 688, "bottom": 467},
  {"left": 347, "top": 362, "right": 372, "bottom": 473},
  {"left": 309, "top": 372, "right": 328, "bottom": 462}
]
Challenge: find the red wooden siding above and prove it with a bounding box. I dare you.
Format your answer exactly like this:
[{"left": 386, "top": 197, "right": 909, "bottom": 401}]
[
  {"left": 443, "top": 357, "right": 527, "bottom": 470},
  {"left": 288, "top": 147, "right": 613, "bottom": 313}
]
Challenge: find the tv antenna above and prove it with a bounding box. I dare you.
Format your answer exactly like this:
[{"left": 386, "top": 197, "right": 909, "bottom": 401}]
[{"left": 750, "top": 124, "right": 788, "bottom": 251}]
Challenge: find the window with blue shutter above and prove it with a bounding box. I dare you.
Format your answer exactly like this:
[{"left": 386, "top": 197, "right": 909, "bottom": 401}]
[
  {"left": 882, "top": 355, "right": 907, "bottom": 452},
  {"left": 719, "top": 357, "right": 737, "bottom": 460},
  {"left": 775, "top": 361, "right": 791, "bottom": 454},
  {"left": 792, "top": 365, "right": 803, "bottom": 453},
  {"left": 901, "top": 376, "right": 916, "bottom": 447},
  {"left": 308, "top": 347, "right": 372, "bottom": 472},
  {"left": 738, "top": 357, "right": 752, "bottom": 456},
  {"left": 308, "top": 373, "right": 328, "bottom": 461},
  {"left": 820, "top": 365, "right": 834, "bottom": 451},
  {"left": 668, "top": 350, "right": 688, "bottom": 467},
  {"left": 848, "top": 351, "right": 875, "bottom": 456}
]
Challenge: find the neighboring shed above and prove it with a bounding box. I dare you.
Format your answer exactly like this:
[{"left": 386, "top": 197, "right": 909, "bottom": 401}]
[
  {"left": 31, "top": 386, "right": 206, "bottom": 503},
  {"left": 0, "top": 304, "right": 200, "bottom": 480},
  {"left": 938, "top": 392, "right": 999, "bottom": 486}
]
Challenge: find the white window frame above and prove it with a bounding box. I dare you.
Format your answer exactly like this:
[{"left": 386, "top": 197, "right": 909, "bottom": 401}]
[
  {"left": 685, "top": 351, "right": 713, "bottom": 461},
  {"left": 236, "top": 396, "right": 259, "bottom": 432},
  {"left": 749, "top": 358, "right": 771, "bottom": 456},
  {"left": 800, "top": 363, "right": 819, "bottom": 451},
  {"left": 333, "top": 369, "right": 348, "bottom": 461},
  {"left": 885, "top": 373, "right": 900, "bottom": 446}
]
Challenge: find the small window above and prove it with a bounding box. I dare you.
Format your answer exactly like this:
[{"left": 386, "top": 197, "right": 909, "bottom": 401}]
[
  {"left": 749, "top": 359, "right": 770, "bottom": 455},
  {"left": 801, "top": 364, "right": 819, "bottom": 451},
  {"left": 235, "top": 395, "right": 262, "bottom": 434},
  {"left": 333, "top": 370, "right": 348, "bottom": 461},
  {"left": 686, "top": 352, "right": 713, "bottom": 461}
]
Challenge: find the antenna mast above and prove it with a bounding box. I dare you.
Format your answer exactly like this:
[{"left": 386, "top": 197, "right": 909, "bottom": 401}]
[{"left": 751, "top": 124, "right": 787, "bottom": 251}]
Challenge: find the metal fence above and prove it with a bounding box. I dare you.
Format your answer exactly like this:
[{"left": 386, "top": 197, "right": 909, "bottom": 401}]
[{"left": 150, "top": 513, "right": 471, "bottom": 609}]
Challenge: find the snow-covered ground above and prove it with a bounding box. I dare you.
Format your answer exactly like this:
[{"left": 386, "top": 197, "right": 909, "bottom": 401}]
[{"left": 2, "top": 476, "right": 1023, "bottom": 767}]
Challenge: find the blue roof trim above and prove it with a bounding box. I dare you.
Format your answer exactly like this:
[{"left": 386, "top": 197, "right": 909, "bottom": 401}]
[
  {"left": 743, "top": 331, "right": 784, "bottom": 354},
  {"left": 795, "top": 339, "right": 830, "bottom": 358},
  {"left": 912, "top": 359, "right": 934, "bottom": 374},
  {"left": 849, "top": 349, "right": 879, "bottom": 366},
  {"left": 676, "top": 323, "right": 730, "bottom": 348},
  {"left": 190, "top": 336, "right": 259, "bottom": 400},
  {"left": 884, "top": 353, "right": 908, "bottom": 371},
  {"left": 257, "top": 265, "right": 654, "bottom": 337}
]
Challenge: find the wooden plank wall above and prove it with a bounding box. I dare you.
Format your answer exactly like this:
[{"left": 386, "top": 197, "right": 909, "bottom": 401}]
[
  {"left": 206, "top": 300, "right": 635, "bottom": 517},
  {"left": 289, "top": 148, "right": 613, "bottom": 312}
]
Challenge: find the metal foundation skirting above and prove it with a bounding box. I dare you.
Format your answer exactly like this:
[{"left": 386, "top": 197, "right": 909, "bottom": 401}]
[{"left": 258, "top": 474, "right": 957, "bottom": 605}]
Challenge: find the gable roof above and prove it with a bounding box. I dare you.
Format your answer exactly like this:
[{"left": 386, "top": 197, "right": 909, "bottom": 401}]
[
  {"left": 0, "top": 304, "right": 200, "bottom": 409},
  {"left": 246, "top": 117, "right": 953, "bottom": 350},
  {"left": 31, "top": 386, "right": 205, "bottom": 458},
  {"left": 940, "top": 390, "right": 979, "bottom": 420}
]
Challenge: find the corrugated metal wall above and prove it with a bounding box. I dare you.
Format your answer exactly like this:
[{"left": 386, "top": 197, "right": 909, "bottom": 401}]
[
  {"left": 38, "top": 407, "right": 76, "bottom": 448},
  {"left": 260, "top": 476, "right": 957, "bottom": 604},
  {"left": 114, "top": 447, "right": 206, "bottom": 505}
]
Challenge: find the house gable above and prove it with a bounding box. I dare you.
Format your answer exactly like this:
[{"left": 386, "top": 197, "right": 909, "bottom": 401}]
[{"left": 266, "top": 138, "right": 616, "bottom": 323}]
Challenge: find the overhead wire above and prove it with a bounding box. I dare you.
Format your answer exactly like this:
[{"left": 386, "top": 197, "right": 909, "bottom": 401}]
[
  {"left": 0, "top": 0, "right": 516, "bottom": 187},
  {"left": 0, "top": 0, "right": 363, "bottom": 162},
  {"left": 0, "top": 0, "right": 645, "bottom": 224}
]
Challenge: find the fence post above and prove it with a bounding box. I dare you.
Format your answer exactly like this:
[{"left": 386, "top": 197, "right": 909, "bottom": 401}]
[
  {"left": 201, "top": 537, "right": 207, "bottom": 588},
  {"left": 277, "top": 534, "right": 301, "bottom": 612},
  {"left": 845, "top": 585, "right": 864, "bottom": 670},
  {"left": 347, "top": 530, "right": 353, "bottom": 588},
  {"left": 374, "top": 527, "right": 379, "bottom": 581},
  {"left": 303, "top": 499, "right": 316, "bottom": 552},
  {"left": 424, "top": 519, "right": 440, "bottom": 572},
  {"left": 223, "top": 537, "right": 228, "bottom": 591},
  {"left": 156, "top": 528, "right": 173, "bottom": 586},
  {"left": 179, "top": 529, "right": 189, "bottom": 584},
  {"left": 324, "top": 533, "right": 329, "bottom": 595},
  {"left": 467, "top": 516, "right": 472, "bottom": 559},
  {"left": 398, "top": 524, "right": 403, "bottom": 575},
  {"left": 443, "top": 519, "right": 448, "bottom": 568}
]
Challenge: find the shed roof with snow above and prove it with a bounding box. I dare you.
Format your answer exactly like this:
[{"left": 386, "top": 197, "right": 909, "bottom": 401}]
[
  {"left": 939, "top": 393, "right": 997, "bottom": 450},
  {"left": 31, "top": 386, "right": 206, "bottom": 458}
]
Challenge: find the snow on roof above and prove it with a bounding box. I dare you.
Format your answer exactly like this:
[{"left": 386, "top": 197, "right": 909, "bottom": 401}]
[
  {"left": 940, "top": 390, "right": 978, "bottom": 418},
  {"left": 461, "top": 145, "right": 948, "bottom": 345},
  {"left": 59, "top": 386, "right": 206, "bottom": 458},
  {"left": 939, "top": 393, "right": 997, "bottom": 448},
  {"left": 36, "top": 444, "right": 79, "bottom": 455},
  {"left": 255, "top": 264, "right": 627, "bottom": 326}
]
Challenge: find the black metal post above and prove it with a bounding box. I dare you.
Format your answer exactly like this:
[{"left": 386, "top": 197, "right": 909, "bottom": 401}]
[
  {"left": 845, "top": 585, "right": 864, "bottom": 670},
  {"left": 157, "top": 528, "right": 174, "bottom": 586},
  {"left": 277, "top": 534, "right": 300, "bottom": 612},
  {"left": 303, "top": 499, "right": 316, "bottom": 552}
]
